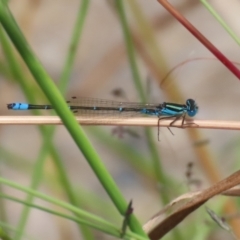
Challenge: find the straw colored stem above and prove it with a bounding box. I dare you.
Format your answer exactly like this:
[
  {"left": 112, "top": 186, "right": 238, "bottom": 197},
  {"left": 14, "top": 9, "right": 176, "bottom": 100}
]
[{"left": 0, "top": 116, "right": 239, "bottom": 129}]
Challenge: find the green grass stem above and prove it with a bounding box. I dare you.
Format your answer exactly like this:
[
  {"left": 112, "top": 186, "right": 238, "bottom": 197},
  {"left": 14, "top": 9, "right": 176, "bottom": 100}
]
[
  {"left": 59, "top": 0, "right": 90, "bottom": 93},
  {"left": 0, "top": 25, "right": 94, "bottom": 240},
  {"left": 114, "top": 0, "right": 170, "bottom": 205},
  {"left": 201, "top": 0, "right": 240, "bottom": 46},
  {"left": 0, "top": 2, "right": 147, "bottom": 237},
  {"left": 0, "top": 184, "right": 147, "bottom": 240}
]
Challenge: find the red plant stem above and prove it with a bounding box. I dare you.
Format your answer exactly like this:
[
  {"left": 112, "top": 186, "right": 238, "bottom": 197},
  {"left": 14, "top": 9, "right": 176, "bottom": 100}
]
[{"left": 157, "top": 0, "right": 240, "bottom": 80}]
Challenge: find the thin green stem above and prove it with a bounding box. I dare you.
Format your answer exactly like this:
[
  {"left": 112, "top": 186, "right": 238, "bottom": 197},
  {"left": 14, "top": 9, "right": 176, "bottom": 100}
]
[
  {"left": 14, "top": 130, "right": 52, "bottom": 240},
  {"left": 1, "top": 2, "right": 93, "bottom": 239},
  {"left": 0, "top": 194, "right": 119, "bottom": 239},
  {"left": 144, "top": 129, "right": 169, "bottom": 203},
  {"left": 0, "top": 183, "right": 8, "bottom": 238},
  {"left": 114, "top": 0, "right": 170, "bottom": 207},
  {"left": 201, "top": 0, "right": 240, "bottom": 46},
  {"left": 114, "top": 0, "right": 146, "bottom": 102},
  {"left": 0, "top": 26, "right": 90, "bottom": 240},
  {"left": 0, "top": 178, "right": 111, "bottom": 227},
  {"left": 0, "top": 184, "right": 147, "bottom": 240},
  {"left": 0, "top": 25, "right": 54, "bottom": 240},
  {"left": 0, "top": 227, "right": 12, "bottom": 240},
  {"left": 54, "top": 0, "right": 93, "bottom": 238},
  {"left": 113, "top": 3, "right": 183, "bottom": 238},
  {"left": 0, "top": 221, "right": 34, "bottom": 240},
  {"left": 59, "top": 0, "right": 90, "bottom": 93},
  {"left": 0, "top": 2, "right": 147, "bottom": 237},
  {"left": 124, "top": 0, "right": 171, "bottom": 203}
]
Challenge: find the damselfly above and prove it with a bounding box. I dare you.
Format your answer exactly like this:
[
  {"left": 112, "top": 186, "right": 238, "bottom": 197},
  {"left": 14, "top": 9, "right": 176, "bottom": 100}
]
[{"left": 7, "top": 97, "right": 198, "bottom": 138}]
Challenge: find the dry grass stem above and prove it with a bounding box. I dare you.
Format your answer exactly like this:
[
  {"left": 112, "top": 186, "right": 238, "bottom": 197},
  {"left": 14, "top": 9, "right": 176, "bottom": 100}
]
[{"left": 0, "top": 116, "right": 240, "bottom": 130}]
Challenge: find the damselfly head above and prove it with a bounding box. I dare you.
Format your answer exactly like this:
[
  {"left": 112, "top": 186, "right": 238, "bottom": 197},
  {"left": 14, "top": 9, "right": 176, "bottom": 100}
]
[{"left": 186, "top": 99, "right": 198, "bottom": 117}]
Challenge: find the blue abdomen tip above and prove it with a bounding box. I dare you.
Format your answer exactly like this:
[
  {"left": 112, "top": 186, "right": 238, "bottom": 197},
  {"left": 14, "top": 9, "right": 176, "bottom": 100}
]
[{"left": 10, "top": 103, "right": 29, "bottom": 110}]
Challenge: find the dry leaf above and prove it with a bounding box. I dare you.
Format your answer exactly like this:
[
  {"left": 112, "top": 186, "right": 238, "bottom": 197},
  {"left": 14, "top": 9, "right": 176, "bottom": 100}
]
[
  {"left": 144, "top": 170, "right": 240, "bottom": 240},
  {"left": 143, "top": 191, "right": 201, "bottom": 233},
  {"left": 222, "top": 188, "right": 240, "bottom": 197}
]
